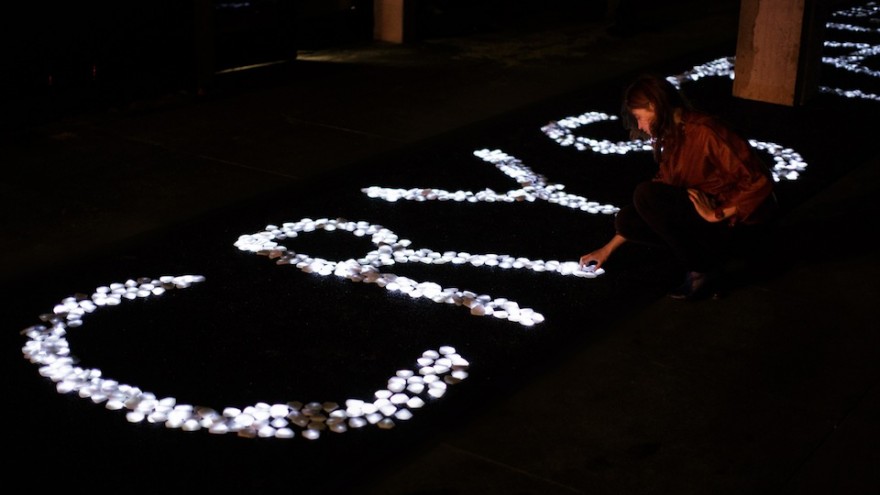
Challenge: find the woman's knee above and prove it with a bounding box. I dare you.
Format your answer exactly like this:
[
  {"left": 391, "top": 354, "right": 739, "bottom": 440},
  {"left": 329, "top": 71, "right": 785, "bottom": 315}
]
[{"left": 614, "top": 205, "right": 638, "bottom": 236}]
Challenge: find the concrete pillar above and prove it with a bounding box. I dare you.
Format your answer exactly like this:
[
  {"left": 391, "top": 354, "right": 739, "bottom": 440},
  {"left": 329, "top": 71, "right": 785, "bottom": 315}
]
[
  {"left": 374, "top": 0, "right": 417, "bottom": 43},
  {"left": 732, "top": 0, "right": 828, "bottom": 106}
]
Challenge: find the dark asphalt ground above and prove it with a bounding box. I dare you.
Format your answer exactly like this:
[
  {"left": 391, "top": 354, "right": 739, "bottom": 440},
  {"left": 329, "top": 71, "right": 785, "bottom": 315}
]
[{"left": 3, "top": 1, "right": 879, "bottom": 493}]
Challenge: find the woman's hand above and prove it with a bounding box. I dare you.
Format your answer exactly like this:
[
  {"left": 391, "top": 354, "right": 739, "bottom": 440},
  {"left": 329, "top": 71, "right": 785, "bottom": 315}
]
[
  {"left": 579, "top": 249, "right": 608, "bottom": 270},
  {"left": 687, "top": 188, "right": 720, "bottom": 222},
  {"left": 579, "top": 234, "right": 627, "bottom": 270}
]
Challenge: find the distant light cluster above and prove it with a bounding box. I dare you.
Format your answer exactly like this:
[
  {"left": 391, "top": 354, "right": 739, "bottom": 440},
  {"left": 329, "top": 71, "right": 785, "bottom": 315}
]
[
  {"left": 830, "top": 1, "right": 880, "bottom": 19},
  {"left": 665, "top": 56, "right": 736, "bottom": 89},
  {"left": 822, "top": 4, "right": 880, "bottom": 100},
  {"left": 821, "top": 43, "right": 880, "bottom": 79}
]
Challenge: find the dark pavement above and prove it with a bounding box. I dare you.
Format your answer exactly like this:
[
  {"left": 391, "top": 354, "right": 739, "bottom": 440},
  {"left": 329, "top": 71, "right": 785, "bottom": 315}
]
[{"left": 4, "top": 1, "right": 879, "bottom": 494}]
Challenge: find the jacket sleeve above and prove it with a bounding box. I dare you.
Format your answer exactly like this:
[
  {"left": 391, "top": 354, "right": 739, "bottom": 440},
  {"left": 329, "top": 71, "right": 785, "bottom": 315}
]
[{"left": 704, "top": 127, "right": 775, "bottom": 224}]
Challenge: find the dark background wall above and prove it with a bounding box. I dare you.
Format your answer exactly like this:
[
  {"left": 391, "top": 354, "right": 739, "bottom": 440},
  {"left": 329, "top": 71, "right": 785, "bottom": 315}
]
[{"left": 1, "top": 0, "right": 620, "bottom": 127}]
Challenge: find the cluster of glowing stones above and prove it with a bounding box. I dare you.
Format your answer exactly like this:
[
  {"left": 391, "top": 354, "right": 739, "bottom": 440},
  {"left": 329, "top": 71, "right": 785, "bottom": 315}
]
[
  {"left": 540, "top": 107, "right": 807, "bottom": 182},
  {"left": 20, "top": 275, "right": 470, "bottom": 440},
  {"left": 822, "top": 43, "right": 880, "bottom": 78},
  {"left": 745, "top": 140, "right": 808, "bottom": 182},
  {"left": 665, "top": 56, "right": 736, "bottom": 89},
  {"left": 235, "top": 217, "right": 604, "bottom": 327},
  {"left": 361, "top": 149, "right": 619, "bottom": 215},
  {"left": 540, "top": 57, "right": 811, "bottom": 182},
  {"left": 818, "top": 85, "right": 880, "bottom": 101},
  {"left": 820, "top": 2, "right": 880, "bottom": 101},
  {"left": 830, "top": 1, "right": 880, "bottom": 20},
  {"left": 472, "top": 149, "right": 619, "bottom": 213},
  {"left": 540, "top": 112, "right": 651, "bottom": 154},
  {"left": 820, "top": 40, "right": 880, "bottom": 101}
]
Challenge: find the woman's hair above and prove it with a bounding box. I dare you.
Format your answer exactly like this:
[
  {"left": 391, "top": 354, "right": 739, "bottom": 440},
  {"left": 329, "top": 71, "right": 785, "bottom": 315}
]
[{"left": 620, "top": 73, "right": 692, "bottom": 162}]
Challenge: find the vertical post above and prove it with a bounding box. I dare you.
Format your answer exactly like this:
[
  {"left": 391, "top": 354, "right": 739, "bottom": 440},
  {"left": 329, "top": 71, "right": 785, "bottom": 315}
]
[
  {"left": 732, "top": 0, "right": 828, "bottom": 106},
  {"left": 374, "top": 0, "right": 417, "bottom": 43}
]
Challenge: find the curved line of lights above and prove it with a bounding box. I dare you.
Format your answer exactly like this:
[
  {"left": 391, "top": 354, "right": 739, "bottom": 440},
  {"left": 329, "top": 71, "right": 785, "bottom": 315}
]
[
  {"left": 235, "top": 217, "right": 603, "bottom": 328},
  {"left": 21, "top": 275, "right": 470, "bottom": 440},
  {"left": 545, "top": 58, "right": 814, "bottom": 181}
]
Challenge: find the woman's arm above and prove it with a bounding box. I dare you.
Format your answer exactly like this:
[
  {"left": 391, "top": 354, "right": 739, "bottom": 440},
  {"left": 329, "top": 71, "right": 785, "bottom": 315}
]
[
  {"left": 579, "top": 234, "right": 627, "bottom": 269},
  {"left": 687, "top": 188, "right": 737, "bottom": 223},
  {"left": 705, "top": 126, "right": 775, "bottom": 223}
]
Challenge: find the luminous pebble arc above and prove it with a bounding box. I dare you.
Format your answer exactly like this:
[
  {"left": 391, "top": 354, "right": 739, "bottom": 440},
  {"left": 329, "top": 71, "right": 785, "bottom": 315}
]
[{"left": 21, "top": 274, "right": 470, "bottom": 441}]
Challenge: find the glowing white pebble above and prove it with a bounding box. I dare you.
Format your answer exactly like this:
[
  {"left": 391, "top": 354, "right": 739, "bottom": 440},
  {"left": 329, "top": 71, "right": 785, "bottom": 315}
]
[
  {"left": 301, "top": 429, "right": 321, "bottom": 440},
  {"left": 387, "top": 377, "right": 407, "bottom": 393},
  {"left": 394, "top": 409, "right": 413, "bottom": 421},
  {"left": 250, "top": 405, "right": 272, "bottom": 421},
  {"left": 269, "top": 404, "right": 289, "bottom": 418},
  {"left": 147, "top": 411, "right": 168, "bottom": 423},
  {"left": 349, "top": 417, "right": 368, "bottom": 428},
  {"left": 276, "top": 428, "right": 295, "bottom": 439},
  {"left": 258, "top": 426, "right": 276, "bottom": 438},
  {"left": 233, "top": 413, "right": 256, "bottom": 428},
  {"left": 209, "top": 423, "right": 230, "bottom": 435},
  {"left": 182, "top": 419, "right": 201, "bottom": 432},
  {"left": 390, "top": 393, "right": 409, "bottom": 405},
  {"left": 442, "top": 370, "right": 466, "bottom": 384},
  {"left": 126, "top": 411, "right": 146, "bottom": 423}
]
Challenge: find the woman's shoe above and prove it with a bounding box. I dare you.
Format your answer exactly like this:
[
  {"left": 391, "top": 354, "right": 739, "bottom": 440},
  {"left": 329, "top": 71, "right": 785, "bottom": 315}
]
[{"left": 668, "top": 271, "right": 716, "bottom": 301}]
